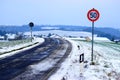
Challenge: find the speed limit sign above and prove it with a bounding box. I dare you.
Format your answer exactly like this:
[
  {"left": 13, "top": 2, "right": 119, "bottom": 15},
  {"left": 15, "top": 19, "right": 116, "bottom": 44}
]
[
  {"left": 87, "top": 8, "right": 100, "bottom": 63},
  {"left": 87, "top": 8, "right": 100, "bottom": 22}
]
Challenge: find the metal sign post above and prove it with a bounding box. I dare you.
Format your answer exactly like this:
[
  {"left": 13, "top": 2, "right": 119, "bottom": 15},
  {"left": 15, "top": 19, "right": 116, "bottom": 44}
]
[
  {"left": 87, "top": 8, "right": 100, "bottom": 62},
  {"left": 91, "top": 21, "right": 94, "bottom": 62},
  {"left": 29, "top": 22, "right": 34, "bottom": 42}
]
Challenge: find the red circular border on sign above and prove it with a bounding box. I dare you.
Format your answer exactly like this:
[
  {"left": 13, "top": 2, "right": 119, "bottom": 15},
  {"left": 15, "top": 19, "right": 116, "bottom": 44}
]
[{"left": 87, "top": 8, "right": 100, "bottom": 22}]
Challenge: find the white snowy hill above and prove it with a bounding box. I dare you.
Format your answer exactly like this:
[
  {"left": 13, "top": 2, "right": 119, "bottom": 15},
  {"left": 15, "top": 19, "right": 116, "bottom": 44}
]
[
  {"left": 24, "top": 30, "right": 110, "bottom": 42},
  {"left": 24, "top": 30, "right": 95, "bottom": 38}
]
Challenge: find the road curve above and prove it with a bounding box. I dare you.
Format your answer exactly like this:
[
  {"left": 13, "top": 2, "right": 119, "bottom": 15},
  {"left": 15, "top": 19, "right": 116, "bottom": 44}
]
[{"left": 0, "top": 38, "right": 72, "bottom": 80}]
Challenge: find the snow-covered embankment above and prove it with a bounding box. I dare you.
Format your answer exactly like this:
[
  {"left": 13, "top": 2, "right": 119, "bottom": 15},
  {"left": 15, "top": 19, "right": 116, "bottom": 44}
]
[
  {"left": 0, "top": 38, "right": 44, "bottom": 59},
  {"left": 49, "top": 38, "right": 120, "bottom": 80}
]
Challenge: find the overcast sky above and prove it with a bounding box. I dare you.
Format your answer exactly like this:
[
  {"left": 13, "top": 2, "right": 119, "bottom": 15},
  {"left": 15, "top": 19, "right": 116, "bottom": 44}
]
[{"left": 0, "top": 0, "right": 120, "bottom": 28}]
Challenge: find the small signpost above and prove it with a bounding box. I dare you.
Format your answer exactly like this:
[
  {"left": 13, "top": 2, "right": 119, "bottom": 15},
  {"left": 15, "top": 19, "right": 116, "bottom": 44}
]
[
  {"left": 29, "top": 22, "right": 34, "bottom": 42},
  {"left": 87, "top": 8, "right": 100, "bottom": 62},
  {"left": 79, "top": 53, "right": 84, "bottom": 63},
  {"left": 79, "top": 53, "right": 84, "bottom": 75}
]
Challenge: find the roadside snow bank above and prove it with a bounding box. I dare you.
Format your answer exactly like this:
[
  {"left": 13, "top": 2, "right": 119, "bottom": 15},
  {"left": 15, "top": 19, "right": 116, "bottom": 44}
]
[
  {"left": 49, "top": 38, "right": 120, "bottom": 80},
  {"left": 49, "top": 38, "right": 83, "bottom": 80},
  {"left": 78, "top": 41, "right": 120, "bottom": 80},
  {"left": 0, "top": 38, "right": 44, "bottom": 59}
]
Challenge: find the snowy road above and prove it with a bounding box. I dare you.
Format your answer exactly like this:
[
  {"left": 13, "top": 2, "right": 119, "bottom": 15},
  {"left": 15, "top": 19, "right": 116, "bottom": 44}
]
[{"left": 0, "top": 38, "right": 72, "bottom": 80}]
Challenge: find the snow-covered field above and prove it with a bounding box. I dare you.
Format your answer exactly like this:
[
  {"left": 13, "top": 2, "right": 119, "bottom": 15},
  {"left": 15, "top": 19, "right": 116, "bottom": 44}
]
[
  {"left": 0, "top": 33, "right": 120, "bottom": 80},
  {"left": 0, "top": 38, "right": 44, "bottom": 59},
  {"left": 49, "top": 38, "right": 120, "bottom": 80},
  {"left": 24, "top": 30, "right": 96, "bottom": 37}
]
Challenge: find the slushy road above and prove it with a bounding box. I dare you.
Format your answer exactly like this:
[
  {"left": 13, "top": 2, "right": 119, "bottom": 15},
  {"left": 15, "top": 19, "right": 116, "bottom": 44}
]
[{"left": 0, "top": 38, "right": 72, "bottom": 80}]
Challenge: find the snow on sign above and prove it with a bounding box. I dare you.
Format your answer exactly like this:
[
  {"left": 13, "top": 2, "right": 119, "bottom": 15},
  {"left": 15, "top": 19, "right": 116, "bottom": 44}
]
[{"left": 87, "top": 8, "right": 100, "bottom": 22}]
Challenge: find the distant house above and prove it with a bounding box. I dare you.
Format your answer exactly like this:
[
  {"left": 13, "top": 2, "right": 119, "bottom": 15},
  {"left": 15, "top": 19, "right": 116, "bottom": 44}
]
[
  {"left": 85, "top": 37, "right": 91, "bottom": 41},
  {"left": 114, "top": 39, "right": 120, "bottom": 41},
  {"left": 6, "top": 34, "right": 17, "bottom": 41},
  {"left": 0, "top": 36, "right": 4, "bottom": 40},
  {"left": 114, "top": 39, "right": 120, "bottom": 43},
  {"left": 5, "top": 33, "right": 24, "bottom": 41}
]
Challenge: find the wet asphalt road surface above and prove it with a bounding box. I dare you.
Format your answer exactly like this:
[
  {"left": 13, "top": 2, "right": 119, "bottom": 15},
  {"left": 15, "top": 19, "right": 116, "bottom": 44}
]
[{"left": 0, "top": 38, "right": 67, "bottom": 80}]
